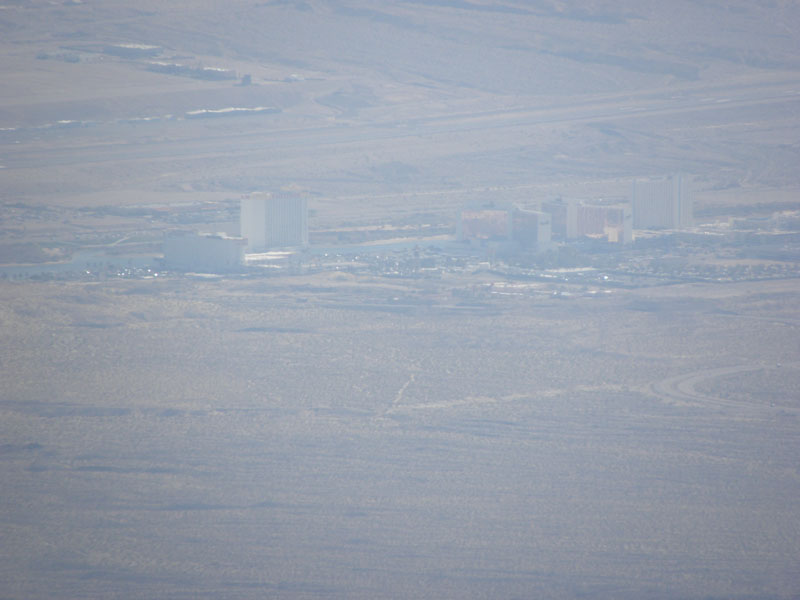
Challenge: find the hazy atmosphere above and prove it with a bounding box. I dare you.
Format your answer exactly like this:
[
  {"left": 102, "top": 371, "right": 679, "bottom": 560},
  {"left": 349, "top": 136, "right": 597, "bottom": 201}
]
[{"left": 1, "top": 1, "right": 799, "bottom": 598}]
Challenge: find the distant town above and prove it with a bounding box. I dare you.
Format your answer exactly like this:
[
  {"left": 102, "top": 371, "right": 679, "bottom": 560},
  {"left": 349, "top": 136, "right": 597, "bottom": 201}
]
[{"left": 3, "top": 174, "right": 799, "bottom": 291}]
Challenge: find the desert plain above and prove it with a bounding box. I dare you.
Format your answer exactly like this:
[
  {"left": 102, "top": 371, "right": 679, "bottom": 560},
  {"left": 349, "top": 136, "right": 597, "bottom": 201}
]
[{"left": 1, "top": 1, "right": 800, "bottom": 598}]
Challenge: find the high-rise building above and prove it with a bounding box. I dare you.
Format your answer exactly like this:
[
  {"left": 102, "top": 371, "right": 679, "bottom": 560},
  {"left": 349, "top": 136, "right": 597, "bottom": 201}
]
[
  {"left": 457, "top": 208, "right": 513, "bottom": 241},
  {"left": 541, "top": 198, "right": 578, "bottom": 240},
  {"left": 631, "top": 174, "right": 692, "bottom": 229},
  {"left": 241, "top": 192, "right": 308, "bottom": 252},
  {"left": 541, "top": 198, "right": 631, "bottom": 243},
  {"left": 576, "top": 204, "right": 632, "bottom": 244},
  {"left": 512, "top": 208, "right": 551, "bottom": 248},
  {"left": 457, "top": 206, "right": 550, "bottom": 250}
]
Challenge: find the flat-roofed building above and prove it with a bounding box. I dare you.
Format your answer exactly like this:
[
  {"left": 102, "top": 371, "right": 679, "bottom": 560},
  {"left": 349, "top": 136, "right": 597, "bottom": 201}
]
[{"left": 163, "top": 230, "right": 246, "bottom": 272}]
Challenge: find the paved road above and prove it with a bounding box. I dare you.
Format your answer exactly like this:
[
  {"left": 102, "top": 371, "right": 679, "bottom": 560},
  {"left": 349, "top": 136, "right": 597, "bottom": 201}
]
[{"left": 649, "top": 362, "right": 800, "bottom": 416}]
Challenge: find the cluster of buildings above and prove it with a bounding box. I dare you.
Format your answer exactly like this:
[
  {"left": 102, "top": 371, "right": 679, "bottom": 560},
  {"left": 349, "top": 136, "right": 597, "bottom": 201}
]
[
  {"left": 457, "top": 200, "right": 632, "bottom": 250},
  {"left": 162, "top": 230, "right": 247, "bottom": 273},
  {"left": 543, "top": 199, "right": 632, "bottom": 244},
  {"left": 457, "top": 207, "right": 552, "bottom": 249},
  {"left": 163, "top": 192, "right": 308, "bottom": 272},
  {"left": 163, "top": 174, "right": 693, "bottom": 272},
  {"left": 458, "top": 174, "right": 692, "bottom": 250}
]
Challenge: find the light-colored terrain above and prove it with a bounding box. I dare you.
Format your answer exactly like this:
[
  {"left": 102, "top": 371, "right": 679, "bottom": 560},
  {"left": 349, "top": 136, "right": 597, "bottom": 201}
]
[
  {"left": 1, "top": 275, "right": 799, "bottom": 598},
  {"left": 1, "top": 1, "right": 800, "bottom": 598},
  {"left": 1, "top": 0, "right": 799, "bottom": 223}
]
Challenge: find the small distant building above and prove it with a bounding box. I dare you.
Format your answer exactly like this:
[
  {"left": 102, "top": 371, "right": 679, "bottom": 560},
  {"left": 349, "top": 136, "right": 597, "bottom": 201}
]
[
  {"left": 163, "top": 230, "right": 246, "bottom": 272},
  {"left": 512, "top": 208, "right": 551, "bottom": 249},
  {"left": 241, "top": 192, "right": 308, "bottom": 252},
  {"left": 458, "top": 208, "right": 512, "bottom": 241},
  {"left": 541, "top": 198, "right": 631, "bottom": 243},
  {"left": 458, "top": 205, "right": 550, "bottom": 250},
  {"left": 541, "top": 198, "right": 578, "bottom": 240},
  {"left": 576, "top": 203, "right": 632, "bottom": 244},
  {"left": 632, "top": 174, "right": 692, "bottom": 229}
]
